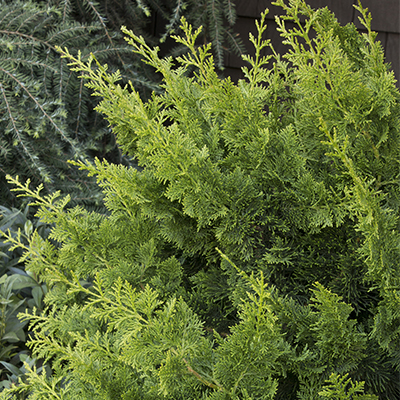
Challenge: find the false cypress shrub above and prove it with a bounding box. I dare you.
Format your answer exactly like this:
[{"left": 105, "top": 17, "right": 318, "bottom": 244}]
[
  {"left": 0, "top": 0, "right": 243, "bottom": 386},
  {"left": 1, "top": 0, "right": 400, "bottom": 398}
]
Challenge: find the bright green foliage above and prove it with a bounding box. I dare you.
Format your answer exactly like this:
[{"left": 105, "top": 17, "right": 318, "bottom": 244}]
[
  {"left": 319, "top": 373, "right": 377, "bottom": 400},
  {"left": 1, "top": 0, "right": 400, "bottom": 398},
  {"left": 0, "top": 0, "right": 243, "bottom": 208}
]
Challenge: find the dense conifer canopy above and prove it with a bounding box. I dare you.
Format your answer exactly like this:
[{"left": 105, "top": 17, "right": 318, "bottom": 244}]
[{"left": 1, "top": 0, "right": 399, "bottom": 398}]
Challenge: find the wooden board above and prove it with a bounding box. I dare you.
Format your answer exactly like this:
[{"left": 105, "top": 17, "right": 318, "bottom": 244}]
[
  {"left": 236, "top": 0, "right": 354, "bottom": 22},
  {"left": 353, "top": 0, "right": 400, "bottom": 33},
  {"left": 385, "top": 32, "right": 400, "bottom": 83},
  {"left": 230, "top": 0, "right": 400, "bottom": 87}
]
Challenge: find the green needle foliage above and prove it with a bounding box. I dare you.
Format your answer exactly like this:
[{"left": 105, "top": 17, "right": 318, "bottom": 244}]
[
  {"left": 0, "top": 0, "right": 127, "bottom": 208},
  {"left": 1, "top": 0, "right": 399, "bottom": 398},
  {"left": 0, "top": 0, "right": 243, "bottom": 208}
]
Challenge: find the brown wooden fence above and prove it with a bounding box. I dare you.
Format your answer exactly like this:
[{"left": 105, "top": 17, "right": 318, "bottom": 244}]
[{"left": 224, "top": 0, "right": 400, "bottom": 87}]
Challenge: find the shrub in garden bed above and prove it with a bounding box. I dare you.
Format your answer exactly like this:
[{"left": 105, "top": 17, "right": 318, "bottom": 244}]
[{"left": 1, "top": 0, "right": 399, "bottom": 398}]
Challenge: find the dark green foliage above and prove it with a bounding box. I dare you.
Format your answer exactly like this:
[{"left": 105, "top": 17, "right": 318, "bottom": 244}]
[
  {"left": 0, "top": 0, "right": 132, "bottom": 208},
  {"left": 0, "top": 206, "right": 51, "bottom": 389},
  {"left": 1, "top": 0, "right": 399, "bottom": 398}
]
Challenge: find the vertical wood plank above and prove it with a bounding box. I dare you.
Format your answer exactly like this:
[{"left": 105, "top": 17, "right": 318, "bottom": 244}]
[
  {"left": 353, "top": 0, "right": 400, "bottom": 33},
  {"left": 385, "top": 32, "right": 400, "bottom": 84},
  {"left": 229, "top": 0, "right": 400, "bottom": 87}
]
